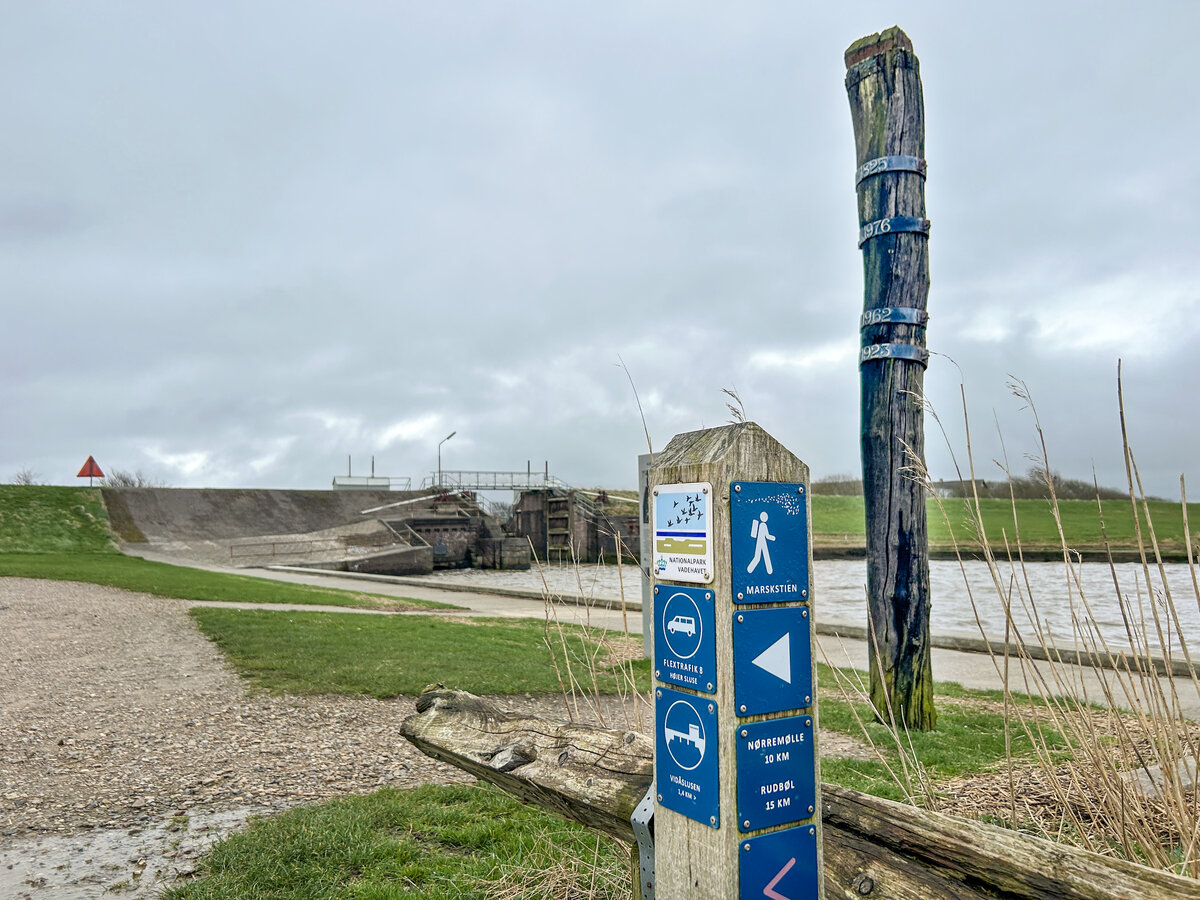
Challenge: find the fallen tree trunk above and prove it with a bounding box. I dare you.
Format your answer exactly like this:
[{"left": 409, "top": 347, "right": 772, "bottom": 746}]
[{"left": 401, "top": 688, "right": 1200, "bottom": 900}]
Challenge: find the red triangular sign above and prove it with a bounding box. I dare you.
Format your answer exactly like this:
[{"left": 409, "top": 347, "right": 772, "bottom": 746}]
[{"left": 77, "top": 456, "right": 104, "bottom": 478}]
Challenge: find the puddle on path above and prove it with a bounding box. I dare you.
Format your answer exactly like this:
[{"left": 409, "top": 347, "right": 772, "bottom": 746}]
[{"left": 0, "top": 805, "right": 281, "bottom": 899}]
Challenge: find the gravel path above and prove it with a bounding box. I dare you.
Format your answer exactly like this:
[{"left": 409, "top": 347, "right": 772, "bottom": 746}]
[{"left": 0, "top": 578, "right": 474, "bottom": 897}]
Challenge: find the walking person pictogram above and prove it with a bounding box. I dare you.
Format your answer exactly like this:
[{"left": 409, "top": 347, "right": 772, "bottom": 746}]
[{"left": 747, "top": 511, "right": 775, "bottom": 575}]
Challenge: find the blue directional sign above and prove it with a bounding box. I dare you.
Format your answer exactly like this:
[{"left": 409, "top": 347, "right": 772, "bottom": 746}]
[
  {"left": 733, "top": 607, "right": 812, "bottom": 716},
  {"left": 655, "top": 585, "right": 717, "bottom": 693},
  {"left": 655, "top": 687, "right": 719, "bottom": 827},
  {"left": 730, "top": 481, "right": 808, "bottom": 604},
  {"left": 736, "top": 715, "right": 816, "bottom": 832},
  {"left": 739, "top": 823, "right": 819, "bottom": 900}
]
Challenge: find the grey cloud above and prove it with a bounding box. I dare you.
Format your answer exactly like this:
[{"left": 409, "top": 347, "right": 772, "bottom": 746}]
[{"left": 3, "top": 2, "right": 1198, "bottom": 497}]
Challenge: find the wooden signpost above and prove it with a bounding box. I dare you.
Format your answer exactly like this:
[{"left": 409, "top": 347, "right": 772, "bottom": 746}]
[
  {"left": 649, "top": 423, "right": 821, "bottom": 899},
  {"left": 845, "top": 26, "right": 936, "bottom": 730}
]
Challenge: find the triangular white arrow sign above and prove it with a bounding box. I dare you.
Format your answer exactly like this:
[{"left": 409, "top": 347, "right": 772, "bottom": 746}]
[{"left": 751, "top": 632, "right": 791, "bottom": 684}]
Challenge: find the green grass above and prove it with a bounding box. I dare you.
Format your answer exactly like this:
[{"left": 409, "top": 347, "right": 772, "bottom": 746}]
[
  {"left": 162, "top": 783, "right": 628, "bottom": 900},
  {"left": 810, "top": 494, "right": 1200, "bottom": 556},
  {"left": 929, "top": 496, "right": 1199, "bottom": 551},
  {"left": 185, "top": 602, "right": 1050, "bottom": 789},
  {"left": 190, "top": 605, "right": 651, "bottom": 697},
  {"left": 0, "top": 485, "right": 116, "bottom": 553},
  {"left": 819, "top": 693, "right": 1063, "bottom": 801},
  {"left": 808, "top": 495, "right": 866, "bottom": 538},
  {"left": 814, "top": 661, "right": 1071, "bottom": 802},
  {"left": 166, "top": 619, "right": 1070, "bottom": 895},
  {"left": 0, "top": 552, "right": 451, "bottom": 611}
]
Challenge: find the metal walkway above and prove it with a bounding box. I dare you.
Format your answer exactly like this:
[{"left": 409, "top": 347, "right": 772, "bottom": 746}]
[{"left": 418, "top": 470, "right": 574, "bottom": 492}]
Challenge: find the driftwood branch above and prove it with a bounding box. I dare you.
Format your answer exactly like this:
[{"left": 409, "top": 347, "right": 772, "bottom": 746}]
[{"left": 401, "top": 688, "right": 1200, "bottom": 900}]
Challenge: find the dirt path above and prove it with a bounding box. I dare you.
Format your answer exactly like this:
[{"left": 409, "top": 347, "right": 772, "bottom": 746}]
[{"left": 0, "top": 578, "right": 474, "bottom": 897}]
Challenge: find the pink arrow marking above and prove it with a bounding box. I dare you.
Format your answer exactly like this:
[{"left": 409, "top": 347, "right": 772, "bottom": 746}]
[{"left": 763, "top": 856, "right": 796, "bottom": 900}]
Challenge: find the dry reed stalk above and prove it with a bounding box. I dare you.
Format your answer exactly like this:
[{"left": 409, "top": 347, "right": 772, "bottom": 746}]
[
  {"left": 914, "top": 371, "right": 1200, "bottom": 876},
  {"left": 609, "top": 528, "right": 651, "bottom": 734},
  {"left": 566, "top": 545, "right": 610, "bottom": 727},
  {"left": 818, "top": 637, "right": 933, "bottom": 808},
  {"left": 528, "top": 537, "right": 582, "bottom": 724},
  {"left": 533, "top": 527, "right": 650, "bottom": 735}
]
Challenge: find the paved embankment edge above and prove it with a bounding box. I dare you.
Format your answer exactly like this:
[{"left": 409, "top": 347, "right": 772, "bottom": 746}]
[
  {"left": 262, "top": 566, "right": 639, "bottom": 611},
  {"left": 261, "top": 565, "right": 1191, "bottom": 678}
]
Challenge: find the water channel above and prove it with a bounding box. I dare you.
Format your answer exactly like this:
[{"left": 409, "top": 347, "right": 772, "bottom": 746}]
[{"left": 411, "top": 558, "right": 1200, "bottom": 655}]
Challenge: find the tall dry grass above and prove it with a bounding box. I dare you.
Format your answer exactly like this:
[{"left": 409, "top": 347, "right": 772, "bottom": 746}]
[
  {"left": 480, "top": 532, "right": 648, "bottom": 900},
  {"left": 481, "top": 360, "right": 654, "bottom": 897},
  {"left": 897, "top": 370, "right": 1200, "bottom": 875},
  {"left": 529, "top": 530, "right": 650, "bottom": 735}
]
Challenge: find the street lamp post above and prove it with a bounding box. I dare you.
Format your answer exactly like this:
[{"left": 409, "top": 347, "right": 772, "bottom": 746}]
[{"left": 437, "top": 431, "right": 456, "bottom": 488}]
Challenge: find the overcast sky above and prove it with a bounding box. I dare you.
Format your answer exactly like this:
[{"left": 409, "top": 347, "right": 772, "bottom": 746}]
[{"left": 4, "top": 2, "right": 1198, "bottom": 498}]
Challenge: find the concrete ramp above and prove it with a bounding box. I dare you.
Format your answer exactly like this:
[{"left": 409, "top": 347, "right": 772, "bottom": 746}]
[
  {"left": 102, "top": 487, "right": 524, "bottom": 575},
  {"left": 103, "top": 488, "right": 410, "bottom": 543}
]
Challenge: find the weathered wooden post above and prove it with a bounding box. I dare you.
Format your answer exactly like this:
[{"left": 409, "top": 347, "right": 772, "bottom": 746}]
[
  {"left": 845, "top": 27, "right": 936, "bottom": 730},
  {"left": 648, "top": 423, "right": 821, "bottom": 899}
]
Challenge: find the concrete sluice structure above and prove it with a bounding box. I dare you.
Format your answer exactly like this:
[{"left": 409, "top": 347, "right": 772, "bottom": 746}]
[
  {"left": 102, "top": 487, "right": 530, "bottom": 575},
  {"left": 509, "top": 488, "right": 640, "bottom": 564}
]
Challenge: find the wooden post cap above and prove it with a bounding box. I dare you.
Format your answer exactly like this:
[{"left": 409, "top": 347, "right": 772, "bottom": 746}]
[{"left": 844, "top": 26, "right": 913, "bottom": 69}]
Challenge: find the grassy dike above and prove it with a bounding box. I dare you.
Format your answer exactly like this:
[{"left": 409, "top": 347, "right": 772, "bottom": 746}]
[
  {"left": 813, "top": 493, "right": 1200, "bottom": 559},
  {"left": 594, "top": 488, "right": 1200, "bottom": 558},
  {"left": 0, "top": 485, "right": 446, "bottom": 610}
]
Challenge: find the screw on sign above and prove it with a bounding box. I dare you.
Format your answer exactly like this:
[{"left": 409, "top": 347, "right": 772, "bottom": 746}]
[
  {"left": 740, "top": 824, "right": 819, "bottom": 900},
  {"left": 654, "top": 585, "right": 716, "bottom": 694},
  {"left": 654, "top": 686, "right": 719, "bottom": 827}
]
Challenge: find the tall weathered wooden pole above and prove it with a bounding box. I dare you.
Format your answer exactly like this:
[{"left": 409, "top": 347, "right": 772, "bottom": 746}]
[{"left": 845, "top": 27, "right": 935, "bottom": 730}]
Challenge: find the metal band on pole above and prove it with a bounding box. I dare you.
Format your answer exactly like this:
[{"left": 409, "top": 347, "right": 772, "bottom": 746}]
[
  {"left": 855, "top": 154, "right": 927, "bottom": 185},
  {"left": 859, "top": 342, "right": 929, "bottom": 367},
  {"left": 857, "top": 216, "right": 931, "bottom": 248},
  {"left": 859, "top": 306, "right": 928, "bottom": 329}
]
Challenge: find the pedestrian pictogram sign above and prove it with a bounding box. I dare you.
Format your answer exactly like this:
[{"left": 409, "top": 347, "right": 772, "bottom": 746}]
[{"left": 730, "top": 481, "right": 808, "bottom": 603}]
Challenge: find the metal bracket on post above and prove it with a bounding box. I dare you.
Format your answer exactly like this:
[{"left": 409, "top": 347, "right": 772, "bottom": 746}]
[{"left": 631, "top": 780, "right": 656, "bottom": 899}]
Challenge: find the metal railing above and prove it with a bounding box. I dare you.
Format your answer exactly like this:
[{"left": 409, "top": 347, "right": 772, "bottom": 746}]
[
  {"left": 419, "top": 470, "right": 573, "bottom": 491},
  {"left": 331, "top": 476, "right": 412, "bottom": 490}
]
